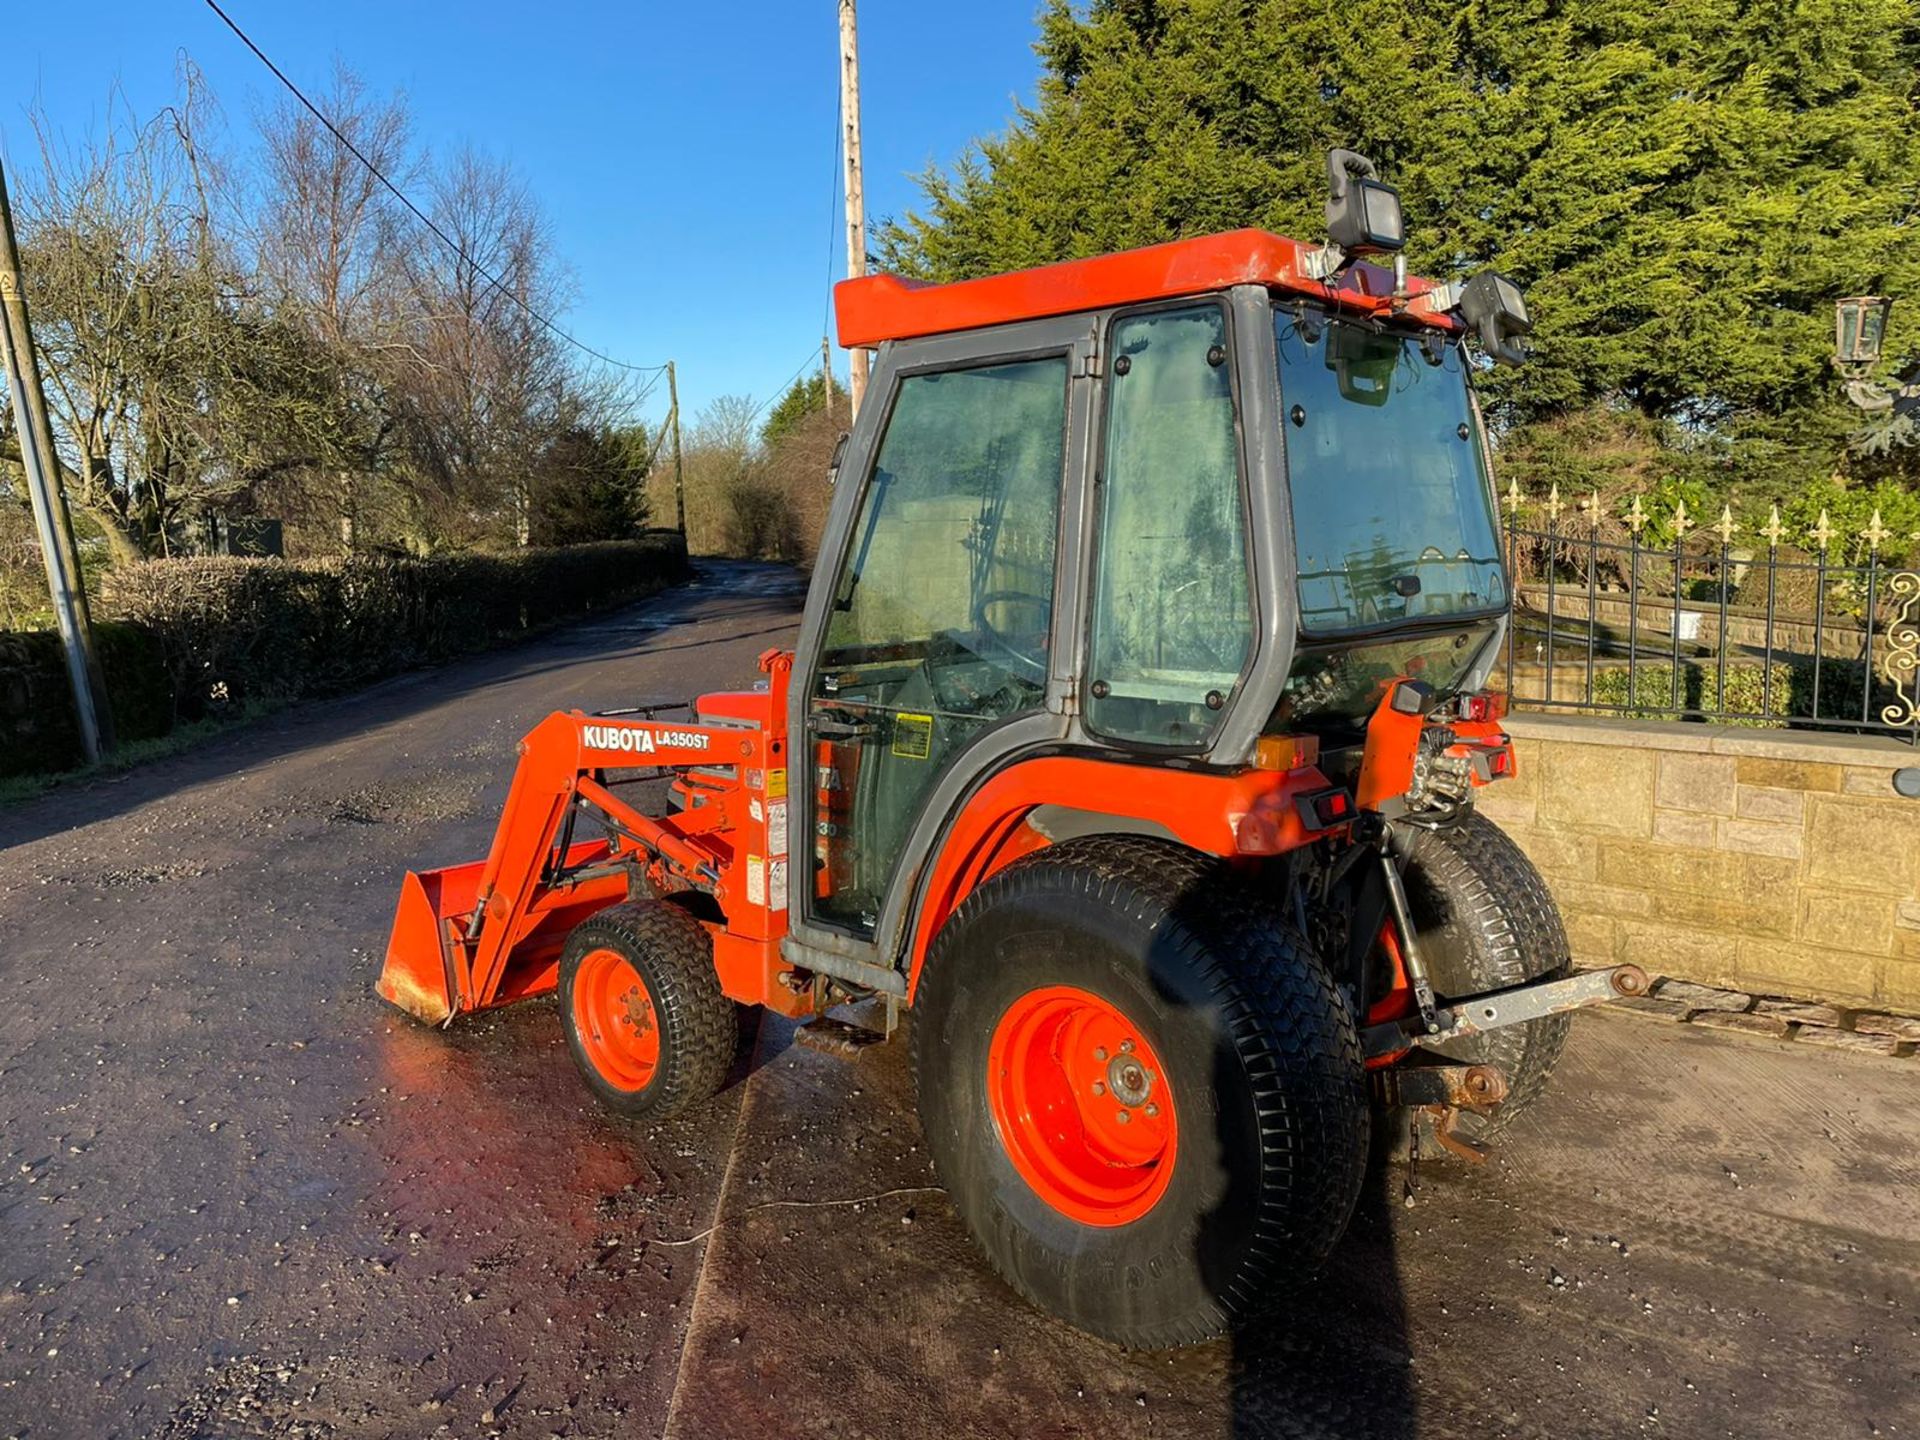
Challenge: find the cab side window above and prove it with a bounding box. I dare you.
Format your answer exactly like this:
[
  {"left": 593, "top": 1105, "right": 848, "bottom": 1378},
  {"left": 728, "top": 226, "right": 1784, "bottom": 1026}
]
[{"left": 1086, "top": 306, "right": 1252, "bottom": 746}]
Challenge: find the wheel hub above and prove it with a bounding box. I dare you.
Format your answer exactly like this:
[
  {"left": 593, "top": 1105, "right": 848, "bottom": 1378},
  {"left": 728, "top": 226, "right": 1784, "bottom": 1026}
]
[
  {"left": 571, "top": 947, "right": 662, "bottom": 1092},
  {"left": 1106, "top": 1052, "right": 1153, "bottom": 1108},
  {"left": 986, "top": 985, "right": 1177, "bottom": 1227}
]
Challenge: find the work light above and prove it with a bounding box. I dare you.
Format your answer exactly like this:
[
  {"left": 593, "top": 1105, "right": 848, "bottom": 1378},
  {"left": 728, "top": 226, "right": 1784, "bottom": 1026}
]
[
  {"left": 1455, "top": 270, "right": 1532, "bottom": 367},
  {"left": 1324, "top": 149, "right": 1404, "bottom": 255}
]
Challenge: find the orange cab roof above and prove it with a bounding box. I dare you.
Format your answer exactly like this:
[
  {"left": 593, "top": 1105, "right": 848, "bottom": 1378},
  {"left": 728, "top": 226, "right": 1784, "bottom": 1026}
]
[{"left": 834, "top": 228, "right": 1456, "bottom": 348}]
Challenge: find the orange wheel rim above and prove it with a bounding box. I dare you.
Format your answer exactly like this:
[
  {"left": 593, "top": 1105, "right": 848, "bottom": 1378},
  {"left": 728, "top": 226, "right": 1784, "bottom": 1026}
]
[
  {"left": 572, "top": 948, "right": 662, "bottom": 1091},
  {"left": 986, "top": 985, "right": 1177, "bottom": 1226}
]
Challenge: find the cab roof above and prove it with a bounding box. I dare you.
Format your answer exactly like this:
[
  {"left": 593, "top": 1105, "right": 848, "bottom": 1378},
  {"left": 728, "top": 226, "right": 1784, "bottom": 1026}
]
[{"left": 834, "top": 228, "right": 1458, "bottom": 349}]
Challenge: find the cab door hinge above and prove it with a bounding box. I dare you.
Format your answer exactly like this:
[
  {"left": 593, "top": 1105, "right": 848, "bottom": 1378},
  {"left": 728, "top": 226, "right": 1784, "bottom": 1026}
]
[{"left": 1075, "top": 329, "right": 1102, "bottom": 378}]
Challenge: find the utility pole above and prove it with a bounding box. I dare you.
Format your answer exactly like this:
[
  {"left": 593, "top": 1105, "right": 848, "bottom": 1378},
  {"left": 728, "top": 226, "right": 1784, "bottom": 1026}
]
[
  {"left": 0, "top": 158, "right": 112, "bottom": 762},
  {"left": 820, "top": 335, "right": 835, "bottom": 425},
  {"left": 666, "top": 360, "right": 686, "bottom": 537},
  {"left": 838, "top": 0, "right": 868, "bottom": 420}
]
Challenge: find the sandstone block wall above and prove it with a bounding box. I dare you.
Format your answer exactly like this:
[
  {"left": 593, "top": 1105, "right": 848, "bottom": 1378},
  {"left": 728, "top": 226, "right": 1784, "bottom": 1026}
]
[{"left": 1474, "top": 714, "right": 1920, "bottom": 1012}]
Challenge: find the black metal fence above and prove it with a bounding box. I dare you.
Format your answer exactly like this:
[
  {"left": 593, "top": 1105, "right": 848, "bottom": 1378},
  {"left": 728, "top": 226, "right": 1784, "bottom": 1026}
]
[{"left": 1499, "top": 483, "right": 1920, "bottom": 742}]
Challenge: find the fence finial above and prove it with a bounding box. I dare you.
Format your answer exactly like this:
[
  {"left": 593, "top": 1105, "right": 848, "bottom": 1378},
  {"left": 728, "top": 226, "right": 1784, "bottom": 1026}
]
[
  {"left": 1762, "top": 504, "right": 1787, "bottom": 547},
  {"left": 1627, "top": 495, "right": 1648, "bottom": 534},
  {"left": 1863, "top": 508, "right": 1891, "bottom": 550},
  {"left": 1811, "top": 509, "right": 1836, "bottom": 550},
  {"left": 1547, "top": 483, "right": 1563, "bottom": 523},
  {"left": 1579, "top": 489, "right": 1600, "bottom": 527},
  {"left": 1673, "top": 500, "right": 1692, "bottom": 538},
  {"left": 1716, "top": 504, "right": 1737, "bottom": 545},
  {"left": 1504, "top": 477, "right": 1522, "bottom": 512}
]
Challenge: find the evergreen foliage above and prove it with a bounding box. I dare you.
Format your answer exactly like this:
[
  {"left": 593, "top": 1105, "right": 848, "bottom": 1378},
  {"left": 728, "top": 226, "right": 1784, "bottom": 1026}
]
[{"left": 877, "top": 0, "right": 1920, "bottom": 505}]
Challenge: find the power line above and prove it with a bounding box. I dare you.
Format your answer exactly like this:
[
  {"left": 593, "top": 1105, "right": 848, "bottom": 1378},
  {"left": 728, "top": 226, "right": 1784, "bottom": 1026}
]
[
  {"left": 749, "top": 347, "right": 829, "bottom": 425},
  {"left": 203, "top": 0, "right": 668, "bottom": 379}
]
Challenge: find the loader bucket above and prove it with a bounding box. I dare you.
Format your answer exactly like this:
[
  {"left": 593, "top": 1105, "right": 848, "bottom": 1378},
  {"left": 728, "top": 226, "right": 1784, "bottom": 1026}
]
[
  {"left": 377, "top": 839, "right": 626, "bottom": 1025},
  {"left": 377, "top": 860, "right": 483, "bottom": 1025}
]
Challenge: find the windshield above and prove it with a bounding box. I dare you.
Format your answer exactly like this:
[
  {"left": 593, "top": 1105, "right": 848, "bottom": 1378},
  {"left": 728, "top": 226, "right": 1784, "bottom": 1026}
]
[{"left": 1275, "top": 308, "right": 1507, "bottom": 634}]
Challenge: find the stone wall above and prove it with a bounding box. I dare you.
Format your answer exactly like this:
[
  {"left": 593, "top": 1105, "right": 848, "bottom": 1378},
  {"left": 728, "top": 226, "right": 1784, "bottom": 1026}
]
[{"left": 1474, "top": 713, "right": 1920, "bottom": 1012}]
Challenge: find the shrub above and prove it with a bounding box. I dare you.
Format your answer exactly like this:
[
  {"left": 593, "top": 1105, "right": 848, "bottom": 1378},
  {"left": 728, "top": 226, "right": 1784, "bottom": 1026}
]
[
  {"left": 0, "top": 533, "right": 688, "bottom": 777},
  {"left": 1582, "top": 656, "right": 1902, "bottom": 730},
  {"left": 0, "top": 622, "right": 172, "bottom": 775}
]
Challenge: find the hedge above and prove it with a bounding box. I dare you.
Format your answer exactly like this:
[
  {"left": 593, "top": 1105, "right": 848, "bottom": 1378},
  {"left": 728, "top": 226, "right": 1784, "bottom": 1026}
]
[
  {"left": 1586, "top": 655, "right": 1900, "bottom": 730},
  {"left": 0, "top": 623, "right": 173, "bottom": 776},
  {"left": 1, "top": 533, "right": 689, "bottom": 778}
]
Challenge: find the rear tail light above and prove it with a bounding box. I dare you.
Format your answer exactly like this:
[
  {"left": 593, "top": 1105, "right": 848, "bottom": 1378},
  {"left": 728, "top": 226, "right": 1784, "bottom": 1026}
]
[
  {"left": 1291, "top": 787, "right": 1355, "bottom": 831},
  {"left": 1457, "top": 691, "right": 1508, "bottom": 723}
]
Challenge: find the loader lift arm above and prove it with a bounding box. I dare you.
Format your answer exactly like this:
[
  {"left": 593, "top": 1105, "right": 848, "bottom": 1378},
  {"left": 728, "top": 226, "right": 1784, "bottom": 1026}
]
[{"left": 378, "top": 649, "right": 807, "bottom": 1024}]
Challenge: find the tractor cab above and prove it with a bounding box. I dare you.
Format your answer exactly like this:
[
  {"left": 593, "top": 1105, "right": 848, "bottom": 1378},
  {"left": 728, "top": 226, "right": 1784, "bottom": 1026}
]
[{"left": 787, "top": 179, "right": 1528, "bottom": 980}]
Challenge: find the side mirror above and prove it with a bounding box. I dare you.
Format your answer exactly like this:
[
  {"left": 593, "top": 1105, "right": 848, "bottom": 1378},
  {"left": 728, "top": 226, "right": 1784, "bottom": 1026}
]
[
  {"left": 1325, "top": 150, "right": 1404, "bottom": 256},
  {"left": 1456, "top": 271, "right": 1531, "bottom": 367}
]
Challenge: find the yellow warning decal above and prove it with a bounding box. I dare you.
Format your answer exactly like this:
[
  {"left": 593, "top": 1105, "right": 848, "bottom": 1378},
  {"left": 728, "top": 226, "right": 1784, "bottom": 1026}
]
[
  {"left": 766, "top": 767, "right": 788, "bottom": 799},
  {"left": 891, "top": 712, "right": 934, "bottom": 760}
]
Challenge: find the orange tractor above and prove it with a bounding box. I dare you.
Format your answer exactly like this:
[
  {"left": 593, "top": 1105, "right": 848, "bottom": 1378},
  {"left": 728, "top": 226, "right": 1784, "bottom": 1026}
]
[{"left": 380, "top": 151, "right": 1644, "bottom": 1348}]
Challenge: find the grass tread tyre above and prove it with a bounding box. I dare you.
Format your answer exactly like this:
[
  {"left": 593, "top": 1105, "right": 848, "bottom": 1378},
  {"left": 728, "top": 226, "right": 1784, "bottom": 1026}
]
[
  {"left": 1399, "top": 812, "right": 1571, "bottom": 1141},
  {"left": 558, "top": 900, "right": 737, "bottom": 1121},
  {"left": 913, "top": 834, "right": 1367, "bottom": 1349}
]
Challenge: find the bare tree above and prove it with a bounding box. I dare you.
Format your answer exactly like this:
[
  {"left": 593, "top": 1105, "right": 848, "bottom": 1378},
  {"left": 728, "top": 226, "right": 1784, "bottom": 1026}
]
[{"left": 253, "top": 62, "right": 416, "bottom": 551}]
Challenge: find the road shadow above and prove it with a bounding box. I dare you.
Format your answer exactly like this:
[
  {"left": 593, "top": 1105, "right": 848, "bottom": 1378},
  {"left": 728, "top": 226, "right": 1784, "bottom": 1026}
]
[
  {"left": 1172, "top": 874, "right": 1419, "bottom": 1439},
  {"left": 0, "top": 562, "right": 805, "bottom": 851},
  {"left": 1218, "top": 1151, "right": 1416, "bottom": 1438}
]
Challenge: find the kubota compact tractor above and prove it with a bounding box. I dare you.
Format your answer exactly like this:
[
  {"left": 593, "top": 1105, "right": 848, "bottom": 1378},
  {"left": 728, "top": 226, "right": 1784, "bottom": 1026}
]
[{"left": 380, "top": 151, "right": 1645, "bottom": 1349}]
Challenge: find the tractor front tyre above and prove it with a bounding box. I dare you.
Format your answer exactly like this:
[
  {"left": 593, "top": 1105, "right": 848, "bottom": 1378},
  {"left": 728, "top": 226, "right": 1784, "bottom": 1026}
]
[
  {"left": 1396, "top": 812, "right": 1572, "bottom": 1144},
  {"left": 913, "top": 836, "right": 1368, "bottom": 1349},
  {"left": 558, "top": 901, "right": 737, "bottom": 1121}
]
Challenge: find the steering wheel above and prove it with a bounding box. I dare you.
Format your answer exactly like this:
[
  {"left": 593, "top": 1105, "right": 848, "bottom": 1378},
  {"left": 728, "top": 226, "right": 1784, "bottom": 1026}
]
[{"left": 971, "top": 588, "right": 1052, "bottom": 683}]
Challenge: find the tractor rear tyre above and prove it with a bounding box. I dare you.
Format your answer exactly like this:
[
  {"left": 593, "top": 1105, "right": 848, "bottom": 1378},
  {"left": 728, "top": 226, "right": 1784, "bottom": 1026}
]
[
  {"left": 558, "top": 901, "right": 737, "bottom": 1121},
  {"left": 913, "top": 836, "right": 1368, "bottom": 1349},
  {"left": 1396, "top": 813, "right": 1572, "bottom": 1143}
]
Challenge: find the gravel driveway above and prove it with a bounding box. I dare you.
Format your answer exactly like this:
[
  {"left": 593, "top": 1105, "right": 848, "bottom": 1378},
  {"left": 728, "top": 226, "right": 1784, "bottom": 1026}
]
[{"left": 2, "top": 560, "right": 1914, "bottom": 1440}]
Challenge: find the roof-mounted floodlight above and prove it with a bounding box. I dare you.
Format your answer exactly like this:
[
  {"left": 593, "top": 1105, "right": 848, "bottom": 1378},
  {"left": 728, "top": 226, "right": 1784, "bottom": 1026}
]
[
  {"left": 1415, "top": 269, "right": 1533, "bottom": 366},
  {"left": 1455, "top": 271, "right": 1531, "bottom": 366},
  {"left": 1303, "top": 150, "right": 1403, "bottom": 280}
]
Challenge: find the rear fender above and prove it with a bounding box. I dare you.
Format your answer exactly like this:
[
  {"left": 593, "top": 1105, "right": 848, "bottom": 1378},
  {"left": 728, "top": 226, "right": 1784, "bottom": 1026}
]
[{"left": 903, "top": 755, "right": 1339, "bottom": 1000}]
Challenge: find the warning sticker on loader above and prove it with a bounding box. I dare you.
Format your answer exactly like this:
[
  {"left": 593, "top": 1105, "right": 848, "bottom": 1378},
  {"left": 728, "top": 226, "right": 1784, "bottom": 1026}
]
[
  {"left": 769, "top": 858, "right": 788, "bottom": 912},
  {"left": 746, "top": 855, "right": 766, "bottom": 908},
  {"left": 767, "top": 767, "right": 788, "bottom": 799},
  {"left": 767, "top": 799, "right": 788, "bottom": 858},
  {"left": 891, "top": 712, "right": 934, "bottom": 760}
]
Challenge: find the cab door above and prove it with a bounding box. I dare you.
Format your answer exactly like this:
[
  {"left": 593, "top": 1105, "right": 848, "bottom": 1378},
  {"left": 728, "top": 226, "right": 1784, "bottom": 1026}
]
[{"left": 790, "top": 319, "right": 1094, "bottom": 949}]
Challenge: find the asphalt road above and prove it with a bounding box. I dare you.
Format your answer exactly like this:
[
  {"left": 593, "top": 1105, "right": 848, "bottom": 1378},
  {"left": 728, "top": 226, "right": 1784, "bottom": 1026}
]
[{"left": 1, "top": 560, "right": 1915, "bottom": 1440}]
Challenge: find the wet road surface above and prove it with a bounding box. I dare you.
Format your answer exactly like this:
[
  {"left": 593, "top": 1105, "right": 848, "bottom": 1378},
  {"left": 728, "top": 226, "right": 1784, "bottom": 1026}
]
[{"left": 1, "top": 561, "right": 1915, "bottom": 1439}]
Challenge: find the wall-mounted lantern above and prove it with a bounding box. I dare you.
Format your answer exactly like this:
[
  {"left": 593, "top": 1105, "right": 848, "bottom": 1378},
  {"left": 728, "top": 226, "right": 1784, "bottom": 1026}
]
[{"left": 1835, "top": 295, "right": 1917, "bottom": 416}]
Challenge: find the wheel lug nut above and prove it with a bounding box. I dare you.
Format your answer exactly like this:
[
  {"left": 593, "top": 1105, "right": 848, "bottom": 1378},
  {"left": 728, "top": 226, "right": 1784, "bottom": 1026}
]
[
  {"left": 1092, "top": 1081, "right": 1105, "bottom": 1095},
  {"left": 1116, "top": 1110, "right": 1131, "bottom": 1124},
  {"left": 1120, "top": 1039, "right": 1135, "bottom": 1054},
  {"left": 1093, "top": 1046, "right": 1108, "bottom": 1061},
  {"left": 1145, "top": 1103, "right": 1159, "bottom": 1118}
]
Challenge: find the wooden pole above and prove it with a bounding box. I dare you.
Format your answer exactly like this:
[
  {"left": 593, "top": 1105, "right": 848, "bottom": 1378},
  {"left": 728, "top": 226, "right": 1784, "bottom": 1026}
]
[
  {"left": 667, "top": 360, "right": 686, "bottom": 537},
  {"left": 0, "top": 157, "right": 112, "bottom": 761},
  {"left": 821, "top": 335, "right": 835, "bottom": 424},
  {"left": 837, "top": 0, "right": 868, "bottom": 420}
]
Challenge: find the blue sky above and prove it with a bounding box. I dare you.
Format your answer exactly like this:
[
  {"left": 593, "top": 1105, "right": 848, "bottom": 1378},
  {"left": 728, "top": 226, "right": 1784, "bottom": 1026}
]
[{"left": 3, "top": 2, "right": 1048, "bottom": 426}]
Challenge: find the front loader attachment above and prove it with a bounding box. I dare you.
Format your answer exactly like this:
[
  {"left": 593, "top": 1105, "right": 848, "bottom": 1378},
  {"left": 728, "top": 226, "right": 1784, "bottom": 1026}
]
[
  {"left": 378, "top": 840, "right": 624, "bottom": 1024},
  {"left": 375, "top": 648, "right": 799, "bottom": 1027}
]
